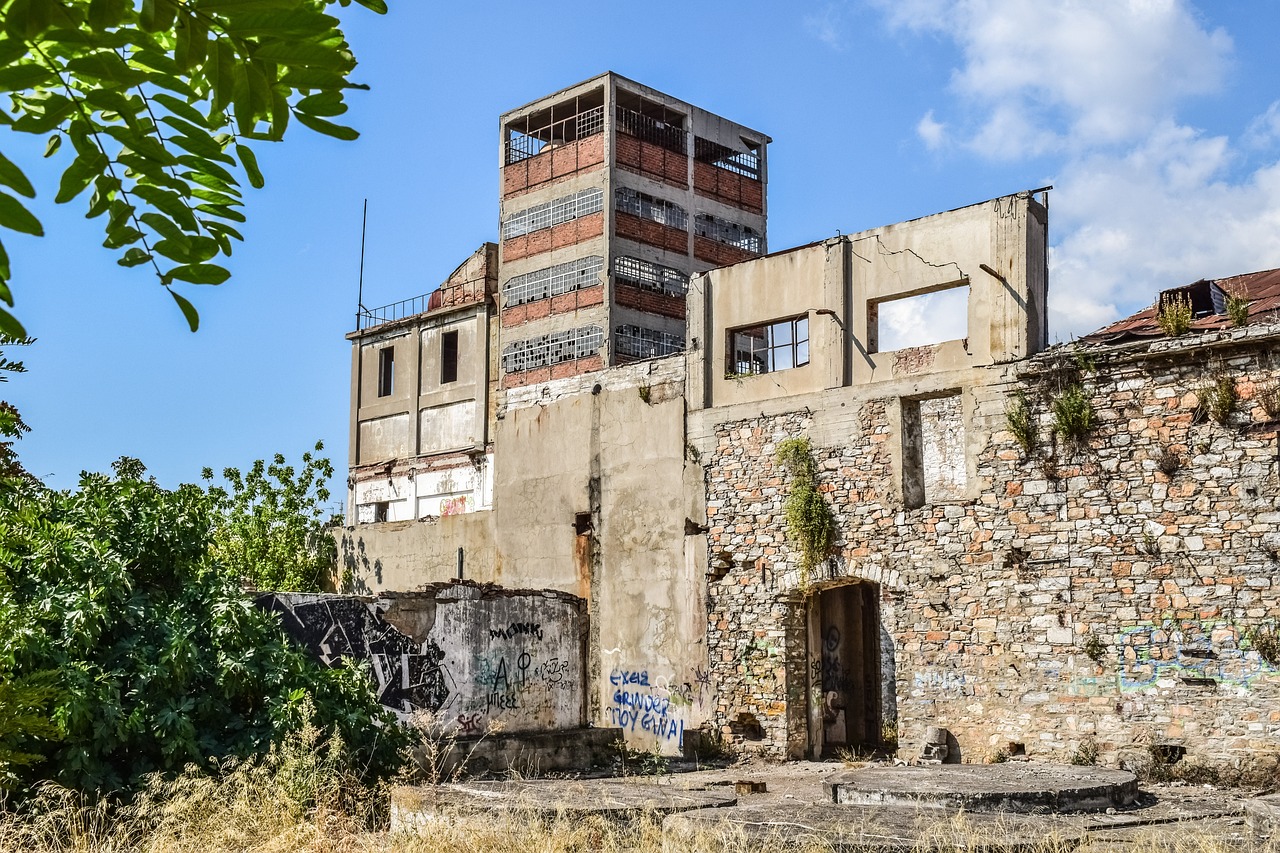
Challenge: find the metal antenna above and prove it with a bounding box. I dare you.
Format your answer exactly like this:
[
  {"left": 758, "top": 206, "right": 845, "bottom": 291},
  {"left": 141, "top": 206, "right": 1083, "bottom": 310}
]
[{"left": 355, "top": 198, "right": 368, "bottom": 330}]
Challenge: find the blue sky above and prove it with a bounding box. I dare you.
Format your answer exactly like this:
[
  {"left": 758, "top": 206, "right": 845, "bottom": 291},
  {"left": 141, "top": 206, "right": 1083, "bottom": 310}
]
[{"left": 7, "top": 0, "right": 1280, "bottom": 497}]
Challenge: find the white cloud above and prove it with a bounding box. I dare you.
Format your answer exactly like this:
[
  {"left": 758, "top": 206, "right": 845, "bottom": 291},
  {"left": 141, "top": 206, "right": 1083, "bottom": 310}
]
[
  {"left": 1245, "top": 100, "right": 1280, "bottom": 150},
  {"left": 916, "top": 110, "right": 947, "bottom": 150},
  {"left": 805, "top": 3, "right": 850, "bottom": 50}
]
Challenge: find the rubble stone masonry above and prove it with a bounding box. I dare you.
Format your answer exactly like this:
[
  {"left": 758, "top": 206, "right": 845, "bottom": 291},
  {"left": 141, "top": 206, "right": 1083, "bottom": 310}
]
[{"left": 701, "top": 325, "right": 1280, "bottom": 767}]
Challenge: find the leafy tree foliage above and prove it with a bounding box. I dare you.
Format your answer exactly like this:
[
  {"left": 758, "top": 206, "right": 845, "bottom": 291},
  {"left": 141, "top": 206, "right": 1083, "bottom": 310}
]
[
  {"left": 0, "top": 0, "right": 386, "bottom": 338},
  {"left": 0, "top": 459, "right": 405, "bottom": 794},
  {"left": 203, "top": 440, "right": 336, "bottom": 592},
  {"left": 0, "top": 333, "right": 32, "bottom": 481}
]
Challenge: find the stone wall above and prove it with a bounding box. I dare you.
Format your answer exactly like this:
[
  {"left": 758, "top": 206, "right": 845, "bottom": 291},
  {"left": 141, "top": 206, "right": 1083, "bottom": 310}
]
[{"left": 698, "top": 325, "right": 1280, "bottom": 766}]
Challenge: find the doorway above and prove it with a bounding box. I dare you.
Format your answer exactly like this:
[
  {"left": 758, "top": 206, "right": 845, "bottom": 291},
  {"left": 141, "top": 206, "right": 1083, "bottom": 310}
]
[{"left": 811, "top": 582, "right": 882, "bottom": 756}]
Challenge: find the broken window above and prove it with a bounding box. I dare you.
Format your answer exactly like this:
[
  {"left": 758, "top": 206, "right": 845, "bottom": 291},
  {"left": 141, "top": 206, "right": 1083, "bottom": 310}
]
[
  {"left": 613, "top": 256, "right": 688, "bottom": 296},
  {"left": 440, "top": 330, "right": 459, "bottom": 384},
  {"left": 901, "top": 393, "right": 966, "bottom": 509},
  {"left": 727, "top": 316, "right": 809, "bottom": 375},
  {"left": 694, "top": 136, "right": 761, "bottom": 180},
  {"left": 505, "top": 90, "right": 605, "bottom": 164},
  {"left": 614, "top": 187, "right": 688, "bottom": 230},
  {"left": 868, "top": 283, "right": 969, "bottom": 352},
  {"left": 372, "top": 501, "right": 389, "bottom": 523},
  {"left": 503, "top": 256, "right": 604, "bottom": 308},
  {"left": 502, "top": 187, "right": 604, "bottom": 240},
  {"left": 501, "top": 325, "right": 604, "bottom": 373},
  {"left": 614, "top": 324, "right": 685, "bottom": 360},
  {"left": 695, "top": 213, "right": 761, "bottom": 253},
  {"left": 377, "top": 346, "right": 394, "bottom": 397},
  {"left": 614, "top": 94, "right": 686, "bottom": 154}
]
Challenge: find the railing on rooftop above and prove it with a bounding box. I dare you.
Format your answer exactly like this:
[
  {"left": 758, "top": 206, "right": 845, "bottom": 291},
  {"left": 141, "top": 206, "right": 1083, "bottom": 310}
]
[{"left": 356, "top": 292, "right": 433, "bottom": 330}]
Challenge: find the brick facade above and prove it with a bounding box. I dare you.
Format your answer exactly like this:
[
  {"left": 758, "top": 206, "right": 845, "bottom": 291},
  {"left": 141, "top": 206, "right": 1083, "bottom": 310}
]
[
  {"left": 694, "top": 162, "right": 764, "bottom": 214},
  {"left": 702, "top": 329, "right": 1280, "bottom": 766},
  {"left": 500, "top": 284, "right": 605, "bottom": 328},
  {"left": 615, "top": 211, "right": 689, "bottom": 254},
  {"left": 502, "top": 212, "right": 604, "bottom": 263},
  {"left": 614, "top": 283, "right": 686, "bottom": 320},
  {"left": 616, "top": 133, "right": 689, "bottom": 188},
  {"left": 695, "top": 235, "right": 759, "bottom": 267},
  {"left": 502, "top": 353, "right": 604, "bottom": 389},
  {"left": 502, "top": 135, "right": 606, "bottom": 198}
]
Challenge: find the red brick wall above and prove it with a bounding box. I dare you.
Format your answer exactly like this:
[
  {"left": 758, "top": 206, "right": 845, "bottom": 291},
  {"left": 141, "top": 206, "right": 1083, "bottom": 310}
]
[
  {"left": 614, "top": 283, "right": 685, "bottom": 319},
  {"left": 694, "top": 235, "right": 758, "bottom": 267},
  {"left": 694, "top": 162, "right": 764, "bottom": 214},
  {"left": 500, "top": 284, "right": 605, "bottom": 327},
  {"left": 502, "top": 211, "right": 604, "bottom": 262},
  {"left": 615, "top": 211, "right": 688, "bottom": 254},
  {"left": 503, "top": 135, "right": 606, "bottom": 198},
  {"left": 502, "top": 353, "right": 603, "bottom": 388},
  {"left": 616, "top": 133, "right": 689, "bottom": 188}
]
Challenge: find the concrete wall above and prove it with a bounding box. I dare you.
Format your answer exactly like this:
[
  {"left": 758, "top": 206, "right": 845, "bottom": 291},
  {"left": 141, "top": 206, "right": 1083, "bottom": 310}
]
[{"left": 260, "top": 582, "right": 587, "bottom": 735}]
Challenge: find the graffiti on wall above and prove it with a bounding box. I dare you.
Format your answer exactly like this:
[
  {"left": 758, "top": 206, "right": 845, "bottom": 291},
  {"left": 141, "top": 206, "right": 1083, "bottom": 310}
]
[
  {"left": 258, "top": 594, "right": 455, "bottom": 716},
  {"left": 605, "top": 668, "right": 689, "bottom": 746},
  {"left": 1117, "top": 618, "right": 1278, "bottom": 690}
]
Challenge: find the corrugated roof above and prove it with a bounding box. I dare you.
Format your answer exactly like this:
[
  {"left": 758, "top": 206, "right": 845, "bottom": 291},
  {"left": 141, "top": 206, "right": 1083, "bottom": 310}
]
[{"left": 1081, "top": 267, "right": 1280, "bottom": 344}]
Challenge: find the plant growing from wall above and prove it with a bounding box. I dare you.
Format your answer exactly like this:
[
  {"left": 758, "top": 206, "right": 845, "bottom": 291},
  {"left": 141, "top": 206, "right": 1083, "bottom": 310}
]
[
  {"left": 1203, "top": 372, "right": 1237, "bottom": 425},
  {"left": 1156, "top": 292, "right": 1194, "bottom": 337},
  {"left": 1050, "top": 383, "right": 1096, "bottom": 446},
  {"left": 1225, "top": 292, "right": 1250, "bottom": 327},
  {"left": 1005, "top": 390, "right": 1037, "bottom": 454},
  {"left": 1258, "top": 381, "right": 1280, "bottom": 421},
  {"left": 1082, "top": 631, "right": 1107, "bottom": 664},
  {"left": 775, "top": 437, "right": 835, "bottom": 588},
  {"left": 1250, "top": 626, "right": 1280, "bottom": 667}
]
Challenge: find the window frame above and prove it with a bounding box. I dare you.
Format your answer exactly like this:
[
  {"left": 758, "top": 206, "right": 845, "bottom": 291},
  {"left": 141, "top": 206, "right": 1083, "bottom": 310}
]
[
  {"left": 725, "top": 315, "right": 810, "bottom": 376},
  {"left": 440, "top": 330, "right": 459, "bottom": 384},
  {"left": 377, "top": 346, "right": 395, "bottom": 397}
]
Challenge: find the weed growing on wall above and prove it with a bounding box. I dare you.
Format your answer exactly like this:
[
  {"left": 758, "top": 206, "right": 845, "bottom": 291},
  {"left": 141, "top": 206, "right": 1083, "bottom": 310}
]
[
  {"left": 1070, "top": 738, "right": 1099, "bottom": 766},
  {"left": 1250, "top": 626, "right": 1280, "bottom": 666},
  {"left": 775, "top": 437, "right": 835, "bottom": 589},
  {"left": 1050, "top": 383, "right": 1095, "bottom": 445},
  {"left": 1157, "top": 291, "right": 1194, "bottom": 336},
  {"left": 1004, "top": 390, "right": 1037, "bottom": 453},
  {"left": 1203, "top": 372, "right": 1238, "bottom": 425},
  {"left": 1225, "top": 292, "right": 1250, "bottom": 327},
  {"left": 1082, "top": 631, "right": 1107, "bottom": 664}
]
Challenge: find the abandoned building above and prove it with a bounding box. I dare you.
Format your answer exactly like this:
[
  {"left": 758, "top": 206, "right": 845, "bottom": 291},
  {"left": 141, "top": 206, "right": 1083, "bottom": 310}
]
[{"left": 334, "top": 72, "right": 1280, "bottom": 770}]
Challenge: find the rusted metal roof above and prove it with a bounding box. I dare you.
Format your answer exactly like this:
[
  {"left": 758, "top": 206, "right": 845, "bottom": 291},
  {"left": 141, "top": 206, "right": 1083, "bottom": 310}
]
[{"left": 1082, "top": 267, "right": 1280, "bottom": 344}]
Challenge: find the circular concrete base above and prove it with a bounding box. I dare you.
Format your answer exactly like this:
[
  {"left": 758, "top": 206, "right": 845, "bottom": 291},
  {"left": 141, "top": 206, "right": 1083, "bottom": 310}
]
[
  {"left": 665, "top": 803, "right": 1086, "bottom": 852},
  {"left": 825, "top": 764, "right": 1138, "bottom": 813}
]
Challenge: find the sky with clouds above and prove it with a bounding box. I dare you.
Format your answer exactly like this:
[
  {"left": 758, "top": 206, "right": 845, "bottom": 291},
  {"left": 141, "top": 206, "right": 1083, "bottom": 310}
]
[{"left": 6, "top": 0, "right": 1280, "bottom": 494}]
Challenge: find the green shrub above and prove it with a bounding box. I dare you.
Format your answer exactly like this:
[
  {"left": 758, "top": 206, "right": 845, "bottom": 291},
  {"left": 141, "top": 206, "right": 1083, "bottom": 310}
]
[
  {"left": 1051, "top": 383, "right": 1095, "bottom": 445},
  {"left": 1005, "top": 391, "right": 1037, "bottom": 453},
  {"left": 775, "top": 438, "right": 836, "bottom": 584},
  {"left": 1156, "top": 292, "right": 1193, "bottom": 336},
  {"left": 1204, "top": 373, "right": 1237, "bottom": 425},
  {"left": 1225, "top": 292, "right": 1250, "bottom": 327}
]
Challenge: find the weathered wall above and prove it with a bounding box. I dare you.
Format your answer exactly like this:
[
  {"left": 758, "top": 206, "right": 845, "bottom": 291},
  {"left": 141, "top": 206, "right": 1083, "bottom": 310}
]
[
  {"left": 691, "top": 324, "right": 1280, "bottom": 765},
  {"left": 260, "top": 582, "right": 587, "bottom": 735}
]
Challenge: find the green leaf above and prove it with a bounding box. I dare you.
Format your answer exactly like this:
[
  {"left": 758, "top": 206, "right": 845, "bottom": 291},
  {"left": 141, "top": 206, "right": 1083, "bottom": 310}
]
[
  {"left": 88, "top": 0, "right": 130, "bottom": 30},
  {"left": 195, "top": 203, "right": 245, "bottom": 223},
  {"left": 292, "top": 111, "right": 358, "bottom": 141},
  {"left": 0, "top": 153, "right": 35, "bottom": 198},
  {"left": 253, "top": 42, "right": 350, "bottom": 70},
  {"left": 168, "top": 288, "right": 199, "bottom": 331},
  {"left": 353, "top": 0, "right": 388, "bottom": 12},
  {"left": 0, "top": 191, "right": 43, "bottom": 235},
  {"left": 140, "top": 0, "right": 178, "bottom": 33},
  {"left": 118, "top": 248, "right": 152, "bottom": 267},
  {"left": 184, "top": 171, "right": 240, "bottom": 196},
  {"left": 0, "top": 64, "right": 55, "bottom": 92},
  {"left": 235, "top": 144, "right": 264, "bottom": 189},
  {"left": 296, "top": 91, "right": 347, "bottom": 117},
  {"left": 55, "top": 153, "right": 108, "bottom": 204},
  {"left": 131, "top": 185, "right": 198, "bottom": 232},
  {"left": 220, "top": 10, "right": 338, "bottom": 38},
  {"left": 65, "top": 53, "right": 147, "bottom": 87},
  {"left": 166, "top": 263, "right": 229, "bottom": 285},
  {"left": 155, "top": 235, "right": 219, "bottom": 264},
  {"left": 152, "top": 94, "right": 210, "bottom": 129},
  {"left": 0, "top": 239, "right": 8, "bottom": 279},
  {"left": 3, "top": 0, "right": 52, "bottom": 41},
  {"left": 201, "top": 220, "right": 243, "bottom": 242},
  {"left": 175, "top": 155, "right": 237, "bottom": 186},
  {"left": 175, "top": 12, "right": 208, "bottom": 71},
  {"left": 10, "top": 94, "right": 77, "bottom": 133},
  {"left": 44, "top": 134, "right": 62, "bottom": 157},
  {"left": 211, "top": 40, "right": 235, "bottom": 117},
  {"left": 139, "top": 211, "right": 189, "bottom": 245},
  {"left": 103, "top": 226, "right": 144, "bottom": 249},
  {"left": 168, "top": 133, "right": 236, "bottom": 164},
  {"left": 0, "top": 305, "right": 26, "bottom": 340}
]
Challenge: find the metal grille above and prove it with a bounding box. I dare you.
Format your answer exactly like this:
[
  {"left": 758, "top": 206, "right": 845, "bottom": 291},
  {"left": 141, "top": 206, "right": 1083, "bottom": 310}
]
[
  {"left": 695, "top": 213, "right": 761, "bottom": 253},
  {"left": 614, "top": 187, "right": 687, "bottom": 231},
  {"left": 506, "top": 104, "right": 605, "bottom": 164},
  {"left": 694, "top": 136, "right": 761, "bottom": 180},
  {"left": 357, "top": 293, "right": 432, "bottom": 330},
  {"left": 615, "top": 106, "right": 686, "bottom": 154},
  {"left": 502, "top": 187, "right": 604, "bottom": 239},
  {"left": 613, "top": 256, "right": 688, "bottom": 296},
  {"left": 502, "top": 325, "right": 603, "bottom": 373},
  {"left": 503, "top": 256, "right": 605, "bottom": 308},
  {"left": 614, "top": 324, "right": 685, "bottom": 359}
]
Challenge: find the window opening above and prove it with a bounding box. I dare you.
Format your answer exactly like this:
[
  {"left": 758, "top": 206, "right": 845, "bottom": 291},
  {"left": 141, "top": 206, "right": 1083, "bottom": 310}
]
[
  {"left": 614, "top": 324, "right": 685, "bottom": 360},
  {"left": 503, "top": 256, "right": 604, "bottom": 308},
  {"left": 505, "top": 90, "right": 606, "bottom": 164},
  {"left": 695, "top": 213, "right": 761, "bottom": 253},
  {"left": 574, "top": 512, "right": 592, "bottom": 535},
  {"left": 502, "top": 187, "right": 604, "bottom": 240},
  {"left": 613, "top": 256, "right": 688, "bottom": 296},
  {"left": 901, "top": 393, "right": 966, "bottom": 508},
  {"left": 615, "top": 187, "right": 688, "bottom": 230},
  {"left": 501, "top": 326, "right": 604, "bottom": 374},
  {"left": 614, "top": 103, "right": 687, "bottom": 154},
  {"left": 440, "top": 330, "right": 459, "bottom": 384},
  {"left": 728, "top": 316, "right": 808, "bottom": 375},
  {"left": 869, "top": 283, "right": 969, "bottom": 353},
  {"left": 694, "top": 136, "right": 761, "bottom": 180},
  {"left": 372, "top": 501, "right": 389, "bottom": 523},
  {"left": 377, "top": 346, "right": 394, "bottom": 397}
]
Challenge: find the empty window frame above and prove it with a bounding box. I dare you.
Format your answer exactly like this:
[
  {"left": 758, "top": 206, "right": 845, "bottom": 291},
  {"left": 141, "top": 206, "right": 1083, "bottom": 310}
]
[
  {"left": 901, "top": 393, "right": 966, "bottom": 509},
  {"left": 505, "top": 91, "right": 606, "bottom": 164},
  {"left": 613, "top": 256, "right": 688, "bottom": 296},
  {"left": 694, "top": 136, "right": 761, "bottom": 180},
  {"left": 614, "top": 324, "right": 685, "bottom": 360},
  {"left": 695, "top": 213, "right": 761, "bottom": 253},
  {"left": 501, "top": 326, "right": 604, "bottom": 374},
  {"left": 503, "top": 256, "right": 604, "bottom": 308},
  {"left": 727, "top": 316, "right": 809, "bottom": 375},
  {"left": 502, "top": 187, "right": 604, "bottom": 240},
  {"left": 868, "top": 283, "right": 969, "bottom": 353},
  {"left": 614, "top": 93, "right": 686, "bottom": 154},
  {"left": 377, "top": 346, "right": 394, "bottom": 397},
  {"left": 440, "top": 330, "right": 459, "bottom": 384},
  {"left": 614, "top": 187, "right": 688, "bottom": 230}
]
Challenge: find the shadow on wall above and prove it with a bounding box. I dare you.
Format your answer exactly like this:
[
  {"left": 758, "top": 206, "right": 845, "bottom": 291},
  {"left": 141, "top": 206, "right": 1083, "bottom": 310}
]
[{"left": 337, "top": 531, "right": 383, "bottom": 594}]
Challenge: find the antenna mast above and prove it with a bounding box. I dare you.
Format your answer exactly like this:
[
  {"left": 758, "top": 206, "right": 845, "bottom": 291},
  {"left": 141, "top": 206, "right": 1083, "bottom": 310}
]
[{"left": 355, "top": 198, "right": 368, "bottom": 331}]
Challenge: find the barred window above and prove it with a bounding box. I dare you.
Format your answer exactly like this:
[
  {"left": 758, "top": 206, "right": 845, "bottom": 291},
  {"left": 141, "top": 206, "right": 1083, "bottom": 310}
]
[
  {"left": 506, "top": 104, "right": 605, "bottom": 164},
  {"left": 502, "top": 326, "right": 603, "bottom": 373},
  {"left": 694, "top": 136, "right": 761, "bottom": 180},
  {"left": 502, "top": 187, "right": 604, "bottom": 240},
  {"left": 613, "top": 256, "right": 688, "bottom": 297},
  {"left": 614, "top": 187, "right": 688, "bottom": 231},
  {"left": 503, "top": 256, "right": 604, "bottom": 308},
  {"left": 615, "top": 324, "right": 685, "bottom": 360},
  {"left": 695, "top": 213, "right": 761, "bottom": 253},
  {"left": 615, "top": 105, "right": 686, "bottom": 154}
]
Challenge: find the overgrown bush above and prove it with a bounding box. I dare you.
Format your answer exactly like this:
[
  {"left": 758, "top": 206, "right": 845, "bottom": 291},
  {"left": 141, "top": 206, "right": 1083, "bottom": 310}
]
[
  {"left": 1225, "top": 292, "right": 1250, "bottom": 327},
  {"left": 1203, "top": 373, "right": 1237, "bottom": 425},
  {"left": 1050, "top": 383, "right": 1095, "bottom": 445},
  {"left": 0, "top": 462, "right": 406, "bottom": 795},
  {"left": 1005, "top": 390, "right": 1037, "bottom": 453},
  {"left": 1156, "top": 291, "right": 1194, "bottom": 336},
  {"left": 775, "top": 437, "right": 835, "bottom": 584}
]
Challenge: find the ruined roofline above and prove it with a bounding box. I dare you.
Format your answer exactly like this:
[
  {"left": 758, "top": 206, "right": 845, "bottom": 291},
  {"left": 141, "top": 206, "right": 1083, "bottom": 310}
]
[{"left": 347, "top": 242, "right": 497, "bottom": 339}]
